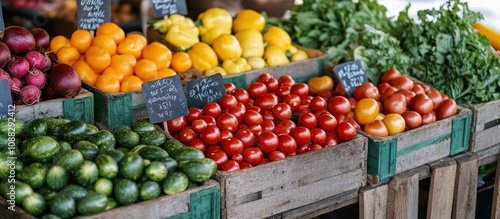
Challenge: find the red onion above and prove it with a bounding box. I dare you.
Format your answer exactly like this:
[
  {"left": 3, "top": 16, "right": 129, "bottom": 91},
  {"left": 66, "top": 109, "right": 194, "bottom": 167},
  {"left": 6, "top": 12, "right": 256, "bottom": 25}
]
[
  {"left": 41, "top": 85, "right": 60, "bottom": 100},
  {"left": 38, "top": 53, "right": 52, "bottom": 73},
  {"left": 19, "top": 85, "right": 41, "bottom": 105},
  {"left": 7, "top": 57, "right": 30, "bottom": 78},
  {"left": 30, "top": 28, "right": 50, "bottom": 49},
  {"left": 9, "top": 77, "right": 23, "bottom": 93},
  {"left": 25, "top": 51, "right": 46, "bottom": 69},
  {"left": 25, "top": 69, "right": 46, "bottom": 89},
  {"left": 49, "top": 63, "right": 81, "bottom": 98},
  {"left": 0, "top": 42, "right": 11, "bottom": 68},
  {"left": 2, "top": 26, "right": 36, "bottom": 55},
  {"left": 0, "top": 69, "right": 10, "bottom": 80}
]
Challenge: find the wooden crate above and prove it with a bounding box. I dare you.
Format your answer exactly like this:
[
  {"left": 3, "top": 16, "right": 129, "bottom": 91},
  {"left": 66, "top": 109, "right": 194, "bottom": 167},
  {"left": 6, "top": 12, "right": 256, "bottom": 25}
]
[
  {"left": 466, "top": 99, "right": 500, "bottom": 152},
  {"left": 15, "top": 88, "right": 94, "bottom": 125},
  {"left": 0, "top": 180, "right": 220, "bottom": 219},
  {"left": 366, "top": 106, "right": 472, "bottom": 184},
  {"left": 215, "top": 134, "right": 367, "bottom": 219}
]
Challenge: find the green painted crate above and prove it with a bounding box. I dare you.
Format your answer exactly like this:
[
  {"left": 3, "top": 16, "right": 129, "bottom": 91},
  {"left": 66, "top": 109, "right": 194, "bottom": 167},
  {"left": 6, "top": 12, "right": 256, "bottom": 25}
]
[
  {"left": 0, "top": 180, "right": 220, "bottom": 219},
  {"left": 366, "top": 106, "right": 472, "bottom": 184},
  {"left": 15, "top": 88, "right": 94, "bottom": 125}
]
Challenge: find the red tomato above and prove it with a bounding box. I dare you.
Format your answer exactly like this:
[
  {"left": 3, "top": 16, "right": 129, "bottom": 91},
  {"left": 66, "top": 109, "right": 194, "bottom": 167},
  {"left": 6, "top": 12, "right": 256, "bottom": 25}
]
[
  {"left": 219, "top": 94, "right": 238, "bottom": 109},
  {"left": 221, "top": 160, "right": 240, "bottom": 171},
  {"left": 279, "top": 119, "right": 296, "bottom": 131},
  {"left": 272, "top": 125, "right": 290, "bottom": 136},
  {"left": 309, "top": 96, "right": 327, "bottom": 112},
  {"left": 310, "top": 128, "right": 327, "bottom": 144},
  {"left": 231, "top": 153, "right": 243, "bottom": 164},
  {"left": 244, "top": 110, "right": 263, "bottom": 126},
  {"left": 247, "top": 82, "right": 268, "bottom": 99},
  {"left": 364, "top": 120, "right": 389, "bottom": 137},
  {"left": 438, "top": 99, "right": 458, "bottom": 120},
  {"left": 442, "top": 93, "right": 450, "bottom": 101},
  {"left": 301, "top": 95, "right": 313, "bottom": 106},
  {"left": 292, "top": 126, "right": 311, "bottom": 145},
  {"left": 296, "top": 144, "right": 310, "bottom": 154},
  {"left": 334, "top": 114, "right": 346, "bottom": 123},
  {"left": 206, "top": 150, "right": 228, "bottom": 169},
  {"left": 296, "top": 105, "right": 312, "bottom": 114},
  {"left": 412, "top": 93, "right": 434, "bottom": 115},
  {"left": 334, "top": 83, "right": 348, "bottom": 97},
  {"left": 264, "top": 77, "right": 279, "bottom": 92},
  {"left": 390, "top": 76, "right": 414, "bottom": 91},
  {"left": 275, "top": 85, "right": 291, "bottom": 99},
  {"left": 221, "top": 137, "right": 244, "bottom": 156},
  {"left": 416, "top": 82, "right": 431, "bottom": 92},
  {"left": 261, "top": 119, "right": 275, "bottom": 131},
  {"left": 426, "top": 89, "right": 443, "bottom": 111},
  {"left": 395, "top": 89, "right": 416, "bottom": 107},
  {"left": 290, "top": 83, "right": 310, "bottom": 98},
  {"left": 277, "top": 134, "right": 297, "bottom": 155},
  {"left": 220, "top": 130, "right": 233, "bottom": 140},
  {"left": 384, "top": 93, "right": 407, "bottom": 114},
  {"left": 235, "top": 128, "right": 256, "bottom": 148},
  {"left": 201, "top": 115, "right": 217, "bottom": 126},
  {"left": 257, "top": 131, "right": 279, "bottom": 153},
  {"left": 240, "top": 162, "right": 253, "bottom": 169},
  {"left": 421, "top": 111, "right": 437, "bottom": 125},
  {"left": 257, "top": 73, "right": 273, "bottom": 83},
  {"left": 328, "top": 96, "right": 351, "bottom": 115},
  {"left": 225, "top": 82, "right": 236, "bottom": 94},
  {"left": 191, "top": 119, "right": 208, "bottom": 133},
  {"left": 268, "top": 150, "right": 286, "bottom": 161},
  {"left": 323, "top": 136, "right": 339, "bottom": 147},
  {"left": 379, "top": 86, "right": 399, "bottom": 102},
  {"left": 401, "top": 110, "right": 422, "bottom": 130},
  {"left": 167, "top": 116, "right": 187, "bottom": 132},
  {"left": 377, "top": 82, "right": 392, "bottom": 94},
  {"left": 262, "top": 110, "right": 274, "bottom": 120},
  {"left": 247, "top": 106, "right": 262, "bottom": 114},
  {"left": 282, "top": 94, "right": 302, "bottom": 112},
  {"left": 203, "top": 102, "right": 222, "bottom": 118},
  {"left": 217, "top": 113, "right": 239, "bottom": 133},
  {"left": 200, "top": 125, "right": 221, "bottom": 145},
  {"left": 317, "top": 112, "right": 338, "bottom": 131},
  {"left": 205, "top": 145, "right": 222, "bottom": 156},
  {"left": 227, "top": 106, "right": 245, "bottom": 123},
  {"left": 178, "top": 127, "right": 197, "bottom": 145},
  {"left": 412, "top": 83, "right": 426, "bottom": 95},
  {"left": 310, "top": 144, "right": 323, "bottom": 151},
  {"left": 344, "top": 116, "right": 361, "bottom": 130},
  {"left": 254, "top": 93, "right": 278, "bottom": 111},
  {"left": 278, "top": 75, "right": 295, "bottom": 87},
  {"left": 242, "top": 147, "right": 264, "bottom": 165},
  {"left": 231, "top": 88, "right": 251, "bottom": 105},
  {"left": 336, "top": 121, "right": 356, "bottom": 142},
  {"left": 248, "top": 124, "right": 263, "bottom": 136},
  {"left": 190, "top": 138, "right": 206, "bottom": 152},
  {"left": 353, "top": 82, "right": 380, "bottom": 101},
  {"left": 272, "top": 103, "right": 292, "bottom": 121},
  {"left": 298, "top": 112, "right": 317, "bottom": 130},
  {"left": 186, "top": 108, "right": 203, "bottom": 124},
  {"left": 382, "top": 68, "right": 402, "bottom": 83},
  {"left": 318, "top": 90, "right": 334, "bottom": 102},
  {"left": 348, "top": 97, "right": 358, "bottom": 111}
]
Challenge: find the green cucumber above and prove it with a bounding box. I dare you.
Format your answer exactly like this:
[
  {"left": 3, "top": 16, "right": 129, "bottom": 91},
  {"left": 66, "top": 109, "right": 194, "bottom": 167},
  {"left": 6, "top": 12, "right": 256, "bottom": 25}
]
[
  {"left": 162, "top": 171, "right": 189, "bottom": 195},
  {"left": 73, "top": 140, "right": 99, "bottom": 161},
  {"left": 61, "top": 121, "right": 87, "bottom": 144},
  {"left": 94, "top": 178, "right": 113, "bottom": 196},
  {"left": 145, "top": 161, "right": 168, "bottom": 182},
  {"left": 171, "top": 146, "right": 205, "bottom": 162},
  {"left": 49, "top": 193, "right": 76, "bottom": 219},
  {"left": 53, "top": 149, "right": 84, "bottom": 172},
  {"left": 76, "top": 191, "right": 108, "bottom": 215},
  {"left": 139, "top": 180, "right": 161, "bottom": 201},
  {"left": 25, "top": 119, "right": 48, "bottom": 139},
  {"left": 139, "top": 130, "right": 166, "bottom": 147},
  {"left": 45, "top": 165, "right": 69, "bottom": 191},
  {"left": 88, "top": 130, "right": 116, "bottom": 154},
  {"left": 116, "top": 129, "right": 140, "bottom": 149},
  {"left": 179, "top": 158, "right": 217, "bottom": 183},
  {"left": 119, "top": 152, "right": 144, "bottom": 181},
  {"left": 74, "top": 160, "right": 99, "bottom": 187},
  {"left": 23, "top": 136, "right": 60, "bottom": 163},
  {"left": 22, "top": 192, "right": 46, "bottom": 217},
  {"left": 95, "top": 154, "right": 118, "bottom": 179},
  {"left": 113, "top": 178, "right": 138, "bottom": 206},
  {"left": 138, "top": 145, "right": 169, "bottom": 160}
]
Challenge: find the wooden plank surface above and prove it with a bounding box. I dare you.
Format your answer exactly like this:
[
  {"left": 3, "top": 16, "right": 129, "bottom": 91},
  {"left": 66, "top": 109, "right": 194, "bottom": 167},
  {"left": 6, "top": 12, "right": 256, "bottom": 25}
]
[
  {"left": 452, "top": 154, "right": 478, "bottom": 219},
  {"left": 467, "top": 99, "right": 500, "bottom": 132},
  {"left": 477, "top": 144, "right": 500, "bottom": 166},
  {"left": 360, "top": 184, "right": 388, "bottom": 219},
  {"left": 470, "top": 125, "right": 500, "bottom": 152},
  {"left": 426, "top": 158, "right": 457, "bottom": 219},
  {"left": 491, "top": 152, "right": 500, "bottom": 219},
  {"left": 386, "top": 170, "right": 419, "bottom": 219}
]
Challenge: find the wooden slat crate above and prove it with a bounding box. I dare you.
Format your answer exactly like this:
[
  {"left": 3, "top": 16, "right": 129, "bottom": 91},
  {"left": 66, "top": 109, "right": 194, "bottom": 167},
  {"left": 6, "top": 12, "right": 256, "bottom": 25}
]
[
  {"left": 215, "top": 134, "right": 368, "bottom": 219},
  {"left": 366, "top": 106, "right": 472, "bottom": 184},
  {"left": 0, "top": 180, "right": 220, "bottom": 219},
  {"left": 15, "top": 88, "right": 94, "bottom": 125},
  {"left": 466, "top": 99, "right": 500, "bottom": 152}
]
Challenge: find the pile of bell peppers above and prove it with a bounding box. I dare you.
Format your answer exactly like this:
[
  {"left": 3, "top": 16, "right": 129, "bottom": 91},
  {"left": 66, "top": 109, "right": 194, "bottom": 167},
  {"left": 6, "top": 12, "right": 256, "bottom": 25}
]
[{"left": 151, "top": 8, "right": 309, "bottom": 76}]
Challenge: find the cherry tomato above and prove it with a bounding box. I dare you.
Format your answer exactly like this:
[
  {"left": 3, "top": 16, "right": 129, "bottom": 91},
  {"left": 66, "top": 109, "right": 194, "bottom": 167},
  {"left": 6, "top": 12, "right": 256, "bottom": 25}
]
[
  {"left": 355, "top": 98, "right": 380, "bottom": 125},
  {"left": 317, "top": 112, "right": 338, "bottom": 131},
  {"left": 412, "top": 93, "right": 434, "bottom": 115},
  {"left": 353, "top": 82, "right": 380, "bottom": 101},
  {"left": 390, "top": 76, "right": 414, "bottom": 91},
  {"left": 221, "top": 160, "right": 240, "bottom": 171},
  {"left": 248, "top": 124, "right": 263, "bottom": 136},
  {"left": 412, "top": 83, "right": 426, "bottom": 95},
  {"left": 328, "top": 96, "right": 351, "bottom": 115},
  {"left": 278, "top": 75, "right": 295, "bottom": 87},
  {"left": 206, "top": 150, "right": 228, "bottom": 169},
  {"left": 203, "top": 102, "right": 222, "bottom": 118},
  {"left": 379, "top": 86, "right": 399, "bottom": 102},
  {"left": 235, "top": 128, "right": 256, "bottom": 148},
  {"left": 221, "top": 137, "right": 244, "bottom": 156},
  {"left": 377, "top": 82, "right": 392, "bottom": 94},
  {"left": 364, "top": 120, "right": 389, "bottom": 137},
  {"left": 310, "top": 144, "right": 323, "bottom": 151},
  {"left": 240, "top": 162, "right": 253, "bottom": 169},
  {"left": 178, "top": 127, "right": 197, "bottom": 145},
  {"left": 219, "top": 94, "right": 238, "bottom": 109},
  {"left": 301, "top": 95, "right": 313, "bottom": 106},
  {"left": 309, "top": 96, "right": 327, "bottom": 112},
  {"left": 191, "top": 119, "right": 208, "bottom": 133},
  {"left": 231, "top": 88, "right": 251, "bottom": 105},
  {"left": 225, "top": 82, "right": 236, "bottom": 94},
  {"left": 426, "top": 89, "right": 443, "bottom": 111},
  {"left": 384, "top": 93, "right": 407, "bottom": 114},
  {"left": 421, "top": 111, "right": 437, "bottom": 125},
  {"left": 275, "top": 85, "right": 291, "bottom": 98},
  {"left": 258, "top": 131, "right": 279, "bottom": 153},
  {"left": 205, "top": 145, "right": 222, "bottom": 156},
  {"left": 273, "top": 125, "right": 290, "bottom": 136},
  {"left": 279, "top": 119, "right": 296, "bottom": 131},
  {"left": 264, "top": 77, "right": 279, "bottom": 92},
  {"left": 261, "top": 119, "right": 275, "bottom": 131},
  {"left": 242, "top": 147, "right": 264, "bottom": 165},
  {"left": 382, "top": 68, "right": 402, "bottom": 83},
  {"left": 310, "top": 128, "right": 327, "bottom": 144},
  {"left": 268, "top": 151, "right": 286, "bottom": 161},
  {"left": 186, "top": 108, "right": 203, "bottom": 124},
  {"left": 244, "top": 110, "right": 263, "bottom": 126},
  {"left": 292, "top": 126, "right": 311, "bottom": 145},
  {"left": 296, "top": 105, "right": 312, "bottom": 114},
  {"left": 217, "top": 113, "right": 239, "bottom": 133},
  {"left": 220, "top": 130, "right": 233, "bottom": 140},
  {"left": 167, "top": 116, "right": 187, "bottom": 132},
  {"left": 190, "top": 138, "right": 206, "bottom": 152},
  {"left": 336, "top": 121, "right": 356, "bottom": 142},
  {"left": 200, "top": 125, "right": 221, "bottom": 145},
  {"left": 254, "top": 93, "right": 278, "bottom": 111},
  {"left": 201, "top": 115, "right": 217, "bottom": 126},
  {"left": 290, "top": 83, "right": 310, "bottom": 98},
  {"left": 298, "top": 112, "right": 317, "bottom": 130},
  {"left": 231, "top": 153, "right": 243, "bottom": 164},
  {"left": 401, "top": 110, "right": 422, "bottom": 130},
  {"left": 247, "top": 82, "right": 268, "bottom": 99},
  {"left": 272, "top": 103, "right": 292, "bottom": 121},
  {"left": 395, "top": 89, "right": 416, "bottom": 107},
  {"left": 438, "top": 99, "right": 458, "bottom": 120},
  {"left": 282, "top": 94, "right": 302, "bottom": 112},
  {"left": 382, "top": 113, "right": 406, "bottom": 135},
  {"left": 257, "top": 73, "right": 273, "bottom": 83},
  {"left": 277, "top": 135, "right": 297, "bottom": 155},
  {"left": 296, "top": 144, "right": 310, "bottom": 154}
]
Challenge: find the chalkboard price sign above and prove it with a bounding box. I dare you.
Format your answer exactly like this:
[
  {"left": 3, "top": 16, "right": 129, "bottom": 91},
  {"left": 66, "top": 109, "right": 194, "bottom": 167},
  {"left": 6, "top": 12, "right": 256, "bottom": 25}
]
[
  {"left": 186, "top": 73, "right": 226, "bottom": 109},
  {"left": 142, "top": 75, "right": 188, "bottom": 123},
  {"left": 0, "top": 79, "right": 13, "bottom": 119},
  {"left": 77, "top": 0, "right": 111, "bottom": 30},
  {"left": 0, "top": 1, "right": 5, "bottom": 31},
  {"left": 151, "top": 0, "right": 187, "bottom": 17},
  {"left": 333, "top": 60, "right": 368, "bottom": 97}
]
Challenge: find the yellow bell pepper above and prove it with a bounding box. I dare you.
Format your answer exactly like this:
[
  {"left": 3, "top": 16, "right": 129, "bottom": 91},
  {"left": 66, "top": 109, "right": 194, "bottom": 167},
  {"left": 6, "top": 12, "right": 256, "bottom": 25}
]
[
  {"left": 152, "top": 19, "right": 170, "bottom": 33},
  {"left": 196, "top": 8, "right": 233, "bottom": 45},
  {"left": 166, "top": 22, "right": 199, "bottom": 50},
  {"left": 211, "top": 34, "right": 242, "bottom": 62},
  {"left": 232, "top": 9, "right": 266, "bottom": 33},
  {"left": 291, "top": 49, "right": 308, "bottom": 62},
  {"left": 263, "top": 26, "right": 292, "bottom": 52},
  {"left": 307, "top": 75, "right": 334, "bottom": 95},
  {"left": 222, "top": 57, "right": 252, "bottom": 74},
  {"left": 187, "top": 42, "right": 219, "bottom": 72},
  {"left": 264, "top": 45, "right": 290, "bottom": 67},
  {"left": 204, "top": 66, "right": 227, "bottom": 76},
  {"left": 246, "top": 56, "right": 266, "bottom": 69},
  {"left": 235, "top": 29, "right": 264, "bottom": 58}
]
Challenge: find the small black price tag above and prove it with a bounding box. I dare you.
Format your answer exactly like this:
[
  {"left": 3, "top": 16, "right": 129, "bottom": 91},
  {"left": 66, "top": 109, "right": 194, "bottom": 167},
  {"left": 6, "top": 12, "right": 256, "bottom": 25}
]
[
  {"left": 151, "top": 0, "right": 188, "bottom": 17},
  {"left": 333, "top": 60, "right": 368, "bottom": 97},
  {"left": 0, "top": 1, "right": 5, "bottom": 31},
  {"left": 186, "top": 73, "right": 226, "bottom": 109},
  {"left": 142, "top": 75, "right": 188, "bottom": 123},
  {"left": 77, "top": 0, "right": 111, "bottom": 30},
  {"left": 0, "top": 79, "right": 12, "bottom": 119}
]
